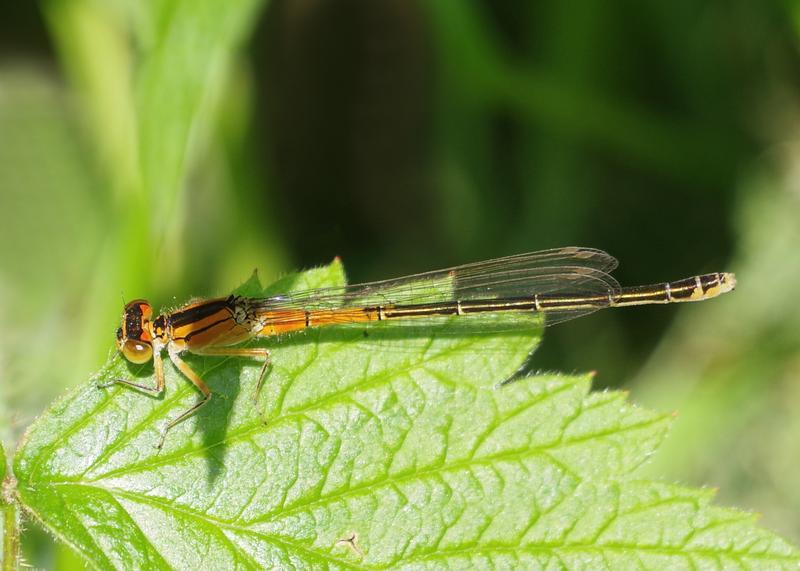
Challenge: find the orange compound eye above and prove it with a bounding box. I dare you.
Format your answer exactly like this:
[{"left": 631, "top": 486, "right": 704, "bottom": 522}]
[{"left": 121, "top": 339, "right": 153, "bottom": 364}]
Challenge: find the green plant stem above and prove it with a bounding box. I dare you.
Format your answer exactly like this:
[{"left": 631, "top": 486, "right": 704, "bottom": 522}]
[{"left": 1, "top": 486, "right": 19, "bottom": 571}]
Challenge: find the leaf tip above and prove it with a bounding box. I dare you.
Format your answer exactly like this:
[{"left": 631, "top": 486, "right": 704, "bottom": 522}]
[{"left": 234, "top": 268, "right": 264, "bottom": 296}]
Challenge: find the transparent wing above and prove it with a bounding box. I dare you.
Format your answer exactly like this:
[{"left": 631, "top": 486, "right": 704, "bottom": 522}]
[{"left": 252, "top": 247, "right": 620, "bottom": 326}]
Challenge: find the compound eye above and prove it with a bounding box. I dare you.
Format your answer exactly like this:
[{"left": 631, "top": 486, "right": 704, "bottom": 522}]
[
  {"left": 121, "top": 339, "right": 153, "bottom": 364},
  {"left": 124, "top": 300, "right": 153, "bottom": 320}
]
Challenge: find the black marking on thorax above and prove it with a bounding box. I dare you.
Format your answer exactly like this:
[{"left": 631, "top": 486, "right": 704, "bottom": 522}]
[
  {"left": 168, "top": 297, "right": 236, "bottom": 328},
  {"left": 152, "top": 315, "right": 168, "bottom": 341}
]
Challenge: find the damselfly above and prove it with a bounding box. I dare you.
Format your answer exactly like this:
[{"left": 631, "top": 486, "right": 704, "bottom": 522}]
[{"left": 105, "top": 247, "right": 735, "bottom": 448}]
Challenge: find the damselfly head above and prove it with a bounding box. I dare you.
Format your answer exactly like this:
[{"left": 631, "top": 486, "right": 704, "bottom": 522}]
[{"left": 117, "top": 299, "right": 154, "bottom": 364}]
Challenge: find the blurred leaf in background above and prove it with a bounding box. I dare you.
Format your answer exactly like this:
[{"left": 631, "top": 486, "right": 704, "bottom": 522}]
[
  {"left": 636, "top": 151, "right": 800, "bottom": 542},
  {"left": 0, "top": 64, "right": 106, "bottom": 443}
]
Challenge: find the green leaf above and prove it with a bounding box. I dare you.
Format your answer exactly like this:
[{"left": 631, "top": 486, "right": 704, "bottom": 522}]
[
  {"left": 14, "top": 263, "right": 800, "bottom": 569},
  {"left": 129, "top": 0, "right": 267, "bottom": 276}
]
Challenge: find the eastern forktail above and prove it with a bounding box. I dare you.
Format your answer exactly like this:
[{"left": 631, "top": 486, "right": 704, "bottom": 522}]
[{"left": 105, "top": 247, "right": 735, "bottom": 448}]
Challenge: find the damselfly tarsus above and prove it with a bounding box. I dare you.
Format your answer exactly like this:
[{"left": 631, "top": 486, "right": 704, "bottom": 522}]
[{"left": 104, "top": 247, "right": 735, "bottom": 448}]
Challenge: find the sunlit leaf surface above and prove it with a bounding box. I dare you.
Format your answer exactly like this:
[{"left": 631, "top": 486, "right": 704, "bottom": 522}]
[{"left": 14, "top": 264, "right": 800, "bottom": 569}]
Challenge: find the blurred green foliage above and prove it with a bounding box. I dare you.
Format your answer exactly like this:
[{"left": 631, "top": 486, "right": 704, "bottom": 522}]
[{"left": 1, "top": 0, "right": 800, "bottom": 566}]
